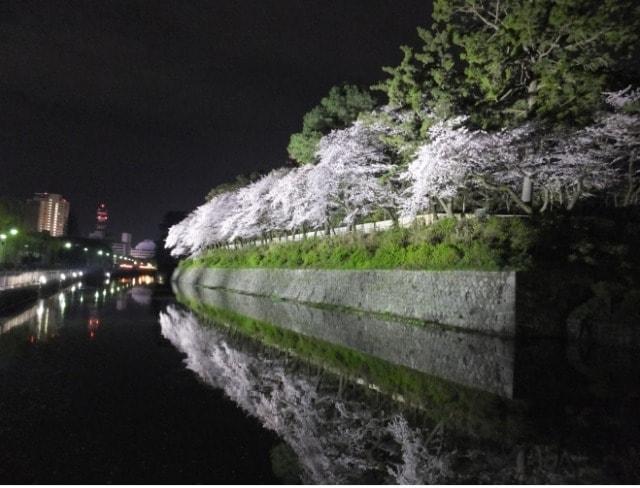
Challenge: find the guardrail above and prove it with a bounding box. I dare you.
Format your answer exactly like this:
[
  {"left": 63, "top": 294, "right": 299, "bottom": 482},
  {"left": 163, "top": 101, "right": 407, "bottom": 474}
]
[
  {"left": 0, "top": 269, "right": 85, "bottom": 292},
  {"left": 224, "top": 212, "right": 524, "bottom": 250}
]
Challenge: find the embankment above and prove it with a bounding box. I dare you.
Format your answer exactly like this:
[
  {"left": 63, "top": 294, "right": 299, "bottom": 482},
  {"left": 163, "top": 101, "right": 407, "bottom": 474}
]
[
  {"left": 172, "top": 267, "right": 516, "bottom": 336},
  {"left": 0, "top": 268, "right": 86, "bottom": 313},
  {"left": 173, "top": 279, "right": 515, "bottom": 397}
]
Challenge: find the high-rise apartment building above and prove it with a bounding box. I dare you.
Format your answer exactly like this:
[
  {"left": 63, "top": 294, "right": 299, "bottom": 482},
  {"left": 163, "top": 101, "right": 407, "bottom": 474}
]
[{"left": 26, "top": 193, "right": 70, "bottom": 237}]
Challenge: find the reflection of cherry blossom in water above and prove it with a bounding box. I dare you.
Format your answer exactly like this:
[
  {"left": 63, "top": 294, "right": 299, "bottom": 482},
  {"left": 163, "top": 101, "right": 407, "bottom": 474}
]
[
  {"left": 159, "top": 305, "right": 605, "bottom": 484},
  {"left": 159, "top": 305, "right": 450, "bottom": 484}
]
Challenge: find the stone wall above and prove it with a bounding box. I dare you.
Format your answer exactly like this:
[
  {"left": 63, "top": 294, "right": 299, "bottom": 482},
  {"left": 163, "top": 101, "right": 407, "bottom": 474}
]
[
  {"left": 172, "top": 267, "right": 517, "bottom": 336},
  {"left": 174, "top": 281, "right": 515, "bottom": 397}
]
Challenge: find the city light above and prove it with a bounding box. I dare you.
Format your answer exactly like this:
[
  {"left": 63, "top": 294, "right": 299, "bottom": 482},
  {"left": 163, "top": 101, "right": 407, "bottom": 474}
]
[
  {"left": 97, "top": 250, "right": 103, "bottom": 255},
  {"left": 0, "top": 234, "right": 6, "bottom": 241},
  {"left": 9, "top": 228, "right": 18, "bottom": 236},
  {"left": 83, "top": 247, "right": 88, "bottom": 252}
]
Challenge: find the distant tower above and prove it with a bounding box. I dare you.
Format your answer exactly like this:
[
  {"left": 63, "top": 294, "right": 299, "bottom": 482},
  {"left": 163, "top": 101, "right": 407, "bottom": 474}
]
[{"left": 89, "top": 203, "right": 109, "bottom": 239}]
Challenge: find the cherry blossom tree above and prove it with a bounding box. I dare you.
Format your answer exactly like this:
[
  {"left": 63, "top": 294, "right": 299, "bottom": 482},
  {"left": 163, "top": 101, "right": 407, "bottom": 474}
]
[
  {"left": 311, "top": 121, "right": 397, "bottom": 229},
  {"left": 165, "top": 89, "right": 639, "bottom": 258},
  {"left": 399, "top": 117, "right": 517, "bottom": 216},
  {"left": 165, "top": 210, "right": 198, "bottom": 257},
  {"left": 226, "top": 169, "right": 289, "bottom": 242},
  {"left": 400, "top": 90, "right": 640, "bottom": 216}
]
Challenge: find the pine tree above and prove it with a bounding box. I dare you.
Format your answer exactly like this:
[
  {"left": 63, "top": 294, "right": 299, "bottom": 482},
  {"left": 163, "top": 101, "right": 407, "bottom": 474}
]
[
  {"left": 376, "top": 0, "right": 640, "bottom": 129},
  {"left": 287, "top": 84, "right": 376, "bottom": 165}
]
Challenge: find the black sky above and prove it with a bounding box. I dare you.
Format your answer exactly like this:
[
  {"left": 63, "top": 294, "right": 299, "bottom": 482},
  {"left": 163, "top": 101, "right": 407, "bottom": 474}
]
[{"left": 0, "top": 0, "right": 430, "bottom": 241}]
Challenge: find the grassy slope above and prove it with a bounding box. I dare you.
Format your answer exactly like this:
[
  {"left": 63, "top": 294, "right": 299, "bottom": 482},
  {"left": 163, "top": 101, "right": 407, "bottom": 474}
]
[{"left": 180, "top": 217, "right": 537, "bottom": 271}]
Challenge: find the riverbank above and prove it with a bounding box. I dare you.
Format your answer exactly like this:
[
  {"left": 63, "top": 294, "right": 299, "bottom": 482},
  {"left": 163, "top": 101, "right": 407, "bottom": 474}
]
[
  {"left": 174, "top": 210, "right": 640, "bottom": 341},
  {"left": 0, "top": 268, "right": 86, "bottom": 314}
]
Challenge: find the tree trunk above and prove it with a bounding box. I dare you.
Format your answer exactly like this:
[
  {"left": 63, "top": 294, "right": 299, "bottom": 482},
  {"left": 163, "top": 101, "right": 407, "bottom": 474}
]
[
  {"left": 623, "top": 160, "right": 639, "bottom": 206},
  {"left": 540, "top": 188, "right": 550, "bottom": 213},
  {"left": 477, "top": 177, "right": 533, "bottom": 215},
  {"left": 436, "top": 197, "right": 454, "bottom": 217},
  {"left": 566, "top": 179, "right": 583, "bottom": 211},
  {"left": 521, "top": 175, "right": 533, "bottom": 204}
]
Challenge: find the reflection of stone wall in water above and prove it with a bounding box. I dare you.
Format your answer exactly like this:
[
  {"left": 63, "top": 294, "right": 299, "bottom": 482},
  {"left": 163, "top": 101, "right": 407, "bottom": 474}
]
[
  {"left": 173, "top": 267, "right": 516, "bottom": 336},
  {"left": 176, "top": 281, "right": 515, "bottom": 398},
  {"left": 159, "top": 305, "right": 604, "bottom": 484}
]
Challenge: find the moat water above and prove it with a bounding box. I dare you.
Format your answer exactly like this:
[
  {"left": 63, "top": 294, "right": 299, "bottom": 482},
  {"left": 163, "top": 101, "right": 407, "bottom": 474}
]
[{"left": 0, "top": 277, "right": 638, "bottom": 483}]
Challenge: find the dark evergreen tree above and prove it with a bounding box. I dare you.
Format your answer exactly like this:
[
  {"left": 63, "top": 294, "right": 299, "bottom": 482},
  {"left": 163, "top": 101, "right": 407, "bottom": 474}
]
[
  {"left": 376, "top": 0, "right": 640, "bottom": 129},
  {"left": 287, "top": 84, "right": 376, "bottom": 164}
]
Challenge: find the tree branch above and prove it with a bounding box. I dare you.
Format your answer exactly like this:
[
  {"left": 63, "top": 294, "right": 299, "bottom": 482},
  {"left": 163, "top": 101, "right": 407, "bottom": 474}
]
[
  {"left": 458, "top": 4, "right": 501, "bottom": 31},
  {"left": 476, "top": 176, "right": 533, "bottom": 214}
]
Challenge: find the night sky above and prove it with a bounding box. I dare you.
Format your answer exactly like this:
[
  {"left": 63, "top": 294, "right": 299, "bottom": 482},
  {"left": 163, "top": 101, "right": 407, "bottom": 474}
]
[{"left": 1, "top": 0, "right": 430, "bottom": 242}]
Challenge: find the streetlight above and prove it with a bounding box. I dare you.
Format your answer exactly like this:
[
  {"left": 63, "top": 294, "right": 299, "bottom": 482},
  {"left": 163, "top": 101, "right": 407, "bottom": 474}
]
[
  {"left": 97, "top": 250, "right": 103, "bottom": 256},
  {"left": 9, "top": 228, "right": 18, "bottom": 236},
  {"left": 64, "top": 242, "right": 72, "bottom": 249}
]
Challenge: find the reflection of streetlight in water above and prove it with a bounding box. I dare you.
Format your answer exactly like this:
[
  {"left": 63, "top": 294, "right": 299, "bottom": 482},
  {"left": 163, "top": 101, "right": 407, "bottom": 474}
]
[
  {"left": 58, "top": 292, "right": 66, "bottom": 316},
  {"left": 88, "top": 308, "right": 101, "bottom": 340}
]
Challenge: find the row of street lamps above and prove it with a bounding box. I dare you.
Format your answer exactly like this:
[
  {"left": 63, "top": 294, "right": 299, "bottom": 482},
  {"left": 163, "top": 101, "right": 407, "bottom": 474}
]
[
  {"left": 2, "top": 232, "right": 152, "bottom": 269},
  {"left": 0, "top": 228, "right": 19, "bottom": 241},
  {"left": 0, "top": 228, "right": 19, "bottom": 264},
  {"left": 61, "top": 241, "right": 150, "bottom": 267}
]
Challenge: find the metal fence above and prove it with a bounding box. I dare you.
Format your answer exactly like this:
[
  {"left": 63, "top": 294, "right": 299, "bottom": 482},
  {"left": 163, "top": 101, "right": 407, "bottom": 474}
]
[{"left": 224, "top": 212, "right": 524, "bottom": 250}]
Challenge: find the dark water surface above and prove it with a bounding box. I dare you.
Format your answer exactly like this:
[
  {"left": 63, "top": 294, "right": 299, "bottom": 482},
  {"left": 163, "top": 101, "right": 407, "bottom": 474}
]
[
  {"left": 0, "top": 278, "right": 280, "bottom": 484},
  {"left": 1, "top": 277, "right": 639, "bottom": 484}
]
